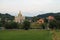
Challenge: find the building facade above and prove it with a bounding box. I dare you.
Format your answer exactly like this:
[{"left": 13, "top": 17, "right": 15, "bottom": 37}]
[
  {"left": 15, "top": 11, "right": 25, "bottom": 23},
  {"left": 37, "top": 18, "right": 44, "bottom": 24}
]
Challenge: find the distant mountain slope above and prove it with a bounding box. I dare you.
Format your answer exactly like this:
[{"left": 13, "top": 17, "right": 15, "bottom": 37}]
[
  {"left": 0, "top": 12, "right": 60, "bottom": 21},
  {"left": 25, "top": 13, "right": 60, "bottom": 21},
  {"left": 37, "top": 13, "right": 60, "bottom": 18},
  {"left": 25, "top": 17, "right": 32, "bottom": 20},
  {"left": 0, "top": 13, "right": 14, "bottom": 20}
]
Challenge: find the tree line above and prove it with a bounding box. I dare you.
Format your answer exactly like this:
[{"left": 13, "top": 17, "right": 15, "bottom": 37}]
[{"left": 0, "top": 13, "right": 60, "bottom": 30}]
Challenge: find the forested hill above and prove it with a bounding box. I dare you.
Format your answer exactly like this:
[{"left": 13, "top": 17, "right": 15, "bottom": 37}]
[
  {"left": 0, "top": 13, "right": 14, "bottom": 20},
  {"left": 37, "top": 13, "right": 60, "bottom": 18},
  {"left": 26, "top": 13, "right": 60, "bottom": 21},
  {"left": 0, "top": 12, "right": 60, "bottom": 21}
]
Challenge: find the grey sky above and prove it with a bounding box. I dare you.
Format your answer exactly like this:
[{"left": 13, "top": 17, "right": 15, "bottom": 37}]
[{"left": 0, "top": 0, "right": 60, "bottom": 16}]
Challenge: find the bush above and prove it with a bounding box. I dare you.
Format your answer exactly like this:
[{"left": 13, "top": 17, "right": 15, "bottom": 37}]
[
  {"left": 49, "top": 20, "right": 57, "bottom": 29},
  {"left": 30, "top": 22, "right": 40, "bottom": 29},
  {"left": 18, "top": 23, "right": 23, "bottom": 29},
  {"left": 40, "top": 24, "right": 44, "bottom": 29},
  {"left": 23, "top": 20, "right": 30, "bottom": 30},
  {"left": 0, "top": 22, "right": 2, "bottom": 27},
  {"left": 56, "top": 21, "right": 60, "bottom": 29},
  {"left": 5, "top": 22, "right": 19, "bottom": 29}
]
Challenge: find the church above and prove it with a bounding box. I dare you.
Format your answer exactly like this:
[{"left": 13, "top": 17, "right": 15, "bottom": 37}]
[{"left": 15, "top": 11, "right": 25, "bottom": 23}]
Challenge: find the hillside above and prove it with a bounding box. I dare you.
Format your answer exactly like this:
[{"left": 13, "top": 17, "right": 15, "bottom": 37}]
[
  {"left": 0, "top": 13, "right": 14, "bottom": 20},
  {"left": 37, "top": 13, "right": 60, "bottom": 18}
]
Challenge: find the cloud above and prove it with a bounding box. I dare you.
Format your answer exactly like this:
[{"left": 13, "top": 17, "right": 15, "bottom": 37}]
[{"left": 0, "top": 0, "right": 60, "bottom": 16}]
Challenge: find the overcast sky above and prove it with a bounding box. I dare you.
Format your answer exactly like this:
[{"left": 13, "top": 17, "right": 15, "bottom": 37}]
[{"left": 0, "top": 0, "right": 60, "bottom": 16}]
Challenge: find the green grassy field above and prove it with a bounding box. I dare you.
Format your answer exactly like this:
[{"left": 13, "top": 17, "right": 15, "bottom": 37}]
[
  {"left": 0, "top": 30, "right": 52, "bottom": 40},
  {"left": 54, "top": 30, "right": 60, "bottom": 40}
]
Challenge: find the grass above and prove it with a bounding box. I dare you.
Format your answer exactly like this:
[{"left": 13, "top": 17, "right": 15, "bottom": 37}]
[
  {"left": 54, "top": 30, "right": 60, "bottom": 40},
  {"left": 0, "top": 29, "right": 52, "bottom": 40}
]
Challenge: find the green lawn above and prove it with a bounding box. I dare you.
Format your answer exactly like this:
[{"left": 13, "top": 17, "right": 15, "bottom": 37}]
[
  {"left": 54, "top": 30, "right": 60, "bottom": 40},
  {"left": 0, "top": 29, "right": 52, "bottom": 40}
]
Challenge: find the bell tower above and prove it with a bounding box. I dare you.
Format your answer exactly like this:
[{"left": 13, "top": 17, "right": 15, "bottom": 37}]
[
  {"left": 15, "top": 11, "right": 25, "bottom": 23},
  {"left": 18, "top": 11, "right": 22, "bottom": 17}
]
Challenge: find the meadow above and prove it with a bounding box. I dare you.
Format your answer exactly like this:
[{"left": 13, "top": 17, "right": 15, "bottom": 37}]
[
  {"left": 0, "top": 29, "right": 52, "bottom": 40},
  {"left": 54, "top": 30, "right": 60, "bottom": 40}
]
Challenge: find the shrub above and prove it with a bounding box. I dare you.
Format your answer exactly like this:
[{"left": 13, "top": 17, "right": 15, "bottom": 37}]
[
  {"left": 23, "top": 20, "right": 30, "bottom": 30},
  {"left": 5, "top": 22, "right": 19, "bottom": 29},
  {"left": 30, "top": 22, "right": 40, "bottom": 29},
  {"left": 49, "top": 20, "right": 57, "bottom": 29}
]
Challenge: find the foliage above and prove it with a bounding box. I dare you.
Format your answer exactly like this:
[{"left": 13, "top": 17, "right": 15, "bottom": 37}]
[
  {"left": 32, "top": 16, "right": 39, "bottom": 22},
  {"left": 0, "top": 21, "right": 2, "bottom": 27},
  {"left": 18, "top": 23, "right": 23, "bottom": 29},
  {"left": 0, "top": 13, "right": 14, "bottom": 21},
  {"left": 44, "top": 18, "right": 48, "bottom": 23},
  {"left": 40, "top": 23, "right": 46, "bottom": 29},
  {"left": 23, "top": 20, "right": 30, "bottom": 30},
  {"left": 37, "top": 13, "right": 60, "bottom": 18},
  {"left": 5, "top": 22, "right": 19, "bottom": 29},
  {"left": 30, "top": 22, "right": 40, "bottom": 29},
  {"left": 49, "top": 20, "right": 57, "bottom": 29},
  {"left": 56, "top": 21, "right": 60, "bottom": 29}
]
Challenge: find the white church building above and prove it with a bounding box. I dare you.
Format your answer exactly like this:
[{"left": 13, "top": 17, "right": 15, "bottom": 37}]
[{"left": 15, "top": 11, "right": 25, "bottom": 23}]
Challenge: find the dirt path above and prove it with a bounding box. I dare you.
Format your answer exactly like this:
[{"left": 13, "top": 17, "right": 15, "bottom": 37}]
[
  {"left": 52, "top": 30, "right": 57, "bottom": 40},
  {"left": 52, "top": 30, "right": 60, "bottom": 40}
]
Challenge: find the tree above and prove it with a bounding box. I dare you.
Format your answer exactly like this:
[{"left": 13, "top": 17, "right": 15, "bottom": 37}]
[
  {"left": 5, "top": 22, "right": 18, "bottom": 29},
  {"left": 1, "top": 17, "right": 6, "bottom": 27},
  {"left": 55, "top": 21, "right": 60, "bottom": 29},
  {"left": 23, "top": 20, "right": 30, "bottom": 30},
  {"left": 0, "top": 21, "right": 2, "bottom": 27},
  {"left": 54, "top": 15, "right": 60, "bottom": 29},
  {"left": 55, "top": 15, "right": 60, "bottom": 21},
  {"left": 32, "top": 16, "right": 39, "bottom": 22},
  {"left": 40, "top": 23, "right": 45, "bottom": 29},
  {"left": 49, "top": 20, "right": 57, "bottom": 29}
]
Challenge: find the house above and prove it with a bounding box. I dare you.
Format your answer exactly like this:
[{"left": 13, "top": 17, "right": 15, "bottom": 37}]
[
  {"left": 37, "top": 18, "right": 44, "bottom": 24},
  {"left": 48, "top": 16, "right": 54, "bottom": 20}
]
